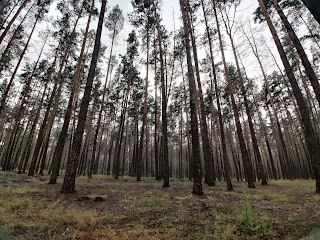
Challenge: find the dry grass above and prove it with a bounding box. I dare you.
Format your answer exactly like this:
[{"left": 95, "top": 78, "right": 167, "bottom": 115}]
[{"left": 0, "top": 172, "right": 319, "bottom": 240}]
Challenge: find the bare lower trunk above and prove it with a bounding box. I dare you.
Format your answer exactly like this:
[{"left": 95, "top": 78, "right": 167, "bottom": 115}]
[
  {"left": 153, "top": 0, "right": 169, "bottom": 188},
  {"left": 179, "top": 0, "right": 203, "bottom": 195},
  {"left": 214, "top": 3, "right": 255, "bottom": 189},
  {"left": 61, "top": 0, "right": 106, "bottom": 193},
  {"left": 49, "top": 0, "right": 94, "bottom": 185}
]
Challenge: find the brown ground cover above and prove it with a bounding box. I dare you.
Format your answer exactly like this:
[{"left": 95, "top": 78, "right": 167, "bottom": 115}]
[{"left": 0, "top": 171, "right": 319, "bottom": 239}]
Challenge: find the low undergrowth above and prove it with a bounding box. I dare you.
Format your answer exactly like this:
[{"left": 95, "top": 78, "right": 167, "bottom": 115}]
[{"left": 0, "top": 173, "right": 319, "bottom": 240}]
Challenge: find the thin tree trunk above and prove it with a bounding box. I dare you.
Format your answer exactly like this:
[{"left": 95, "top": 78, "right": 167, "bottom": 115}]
[
  {"left": 0, "top": 2, "right": 35, "bottom": 75},
  {"left": 154, "top": 33, "right": 160, "bottom": 180},
  {"left": 90, "top": 30, "right": 116, "bottom": 178},
  {"left": 201, "top": 0, "right": 232, "bottom": 190},
  {"left": 214, "top": 2, "right": 255, "bottom": 188},
  {"left": 187, "top": 0, "right": 215, "bottom": 186},
  {"left": 258, "top": 0, "right": 320, "bottom": 193},
  {"left": 271, "top": 0, "right": 320, "bottom": 108},
  {"left": 137, "top": 28, "right": 150, "bottom": 181},
  {"left": 0, "top": 12, "right": 39, "bottom": 114},
  {"left": 153, "top": 0, "right": 170, "bottom": 188},
  {"left": 23, "top": 81, "right": 49, "bottom": 175},
  {"left": 179, "top": 0, "right": 203, "bottom": 195},
  {"left": 0, "top": 0, "right": 30, "bottom": 45}
]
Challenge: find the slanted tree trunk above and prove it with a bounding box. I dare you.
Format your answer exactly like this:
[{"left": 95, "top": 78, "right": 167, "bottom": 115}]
[
  {"left": 0, "top": 12, "right": 39, "bottom": 115},
  {"left": 229, "top": 42, "right": 267, "bottom": 185},
  {"left": 49, "top": 0, "right": 95, "bottom": 185},
  {"left": 0, "top": 1, "right": 13, "bottom": 25},
  {"left": 0, "top": 2, "right": 35, "bottom": 75},
  {"left": 214, "top": 2, "right": 255, "bottom": 188},
  {"left": 0, "top": 0, "right": 30, "bottom": 45},
  {"left": 61, "top": 0, "right": 106, "bottom": 193},
  {"left": 271, "top": 0, "right": 320, "bottom": 108},
  {"left": 2, "top": 31, "right": 47, "bottom": 171},
  {"left": 22, "top": 81, "right": 49, "bottom": 175},
  {"left": 258, "top": 0, "right": 320, "bottom": 193}
]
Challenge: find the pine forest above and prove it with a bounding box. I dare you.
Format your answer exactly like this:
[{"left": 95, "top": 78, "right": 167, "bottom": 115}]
[{"left": 0, "top": 0, "right": 320, "bottom": 239}]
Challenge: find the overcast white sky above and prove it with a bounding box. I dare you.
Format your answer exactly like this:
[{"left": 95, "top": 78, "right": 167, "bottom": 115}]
[
  {"left": 102, "top": 0, "right": 274, "bottom": 78},
  {"left": 24, "top": 0, "right": 268, "bottom": 72}
]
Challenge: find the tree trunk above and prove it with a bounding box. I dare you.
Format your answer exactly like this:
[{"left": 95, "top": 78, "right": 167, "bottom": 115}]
[
  {"left": 0, "top": 12, "right": 39, "bottom": 115},
  {"left": 2, "top": 30, "right": 46, "bottom": 170},
  {"left": 90, "top": 30, "right": 116, "bottom": 178},
  {"left": 61, "top": 0, "right": 106, "bottom": 193},
  {"left": 24, "top": 81, "right": 49, "bottom": 175},
  {"left": 258, "top": 0, "right": 320, "bottom": 193},
  {"left": 154, "top": 34, "right": 160, "bottom": 181},
  {"left": 272, "top": 0, "right": 320, "bottom": 108},
  {"left": 180, "top": 57, "right": 192, "bottom": 181},
  {"left": 187, "top": 0, "right": 215, "bottom": 186},
  {"left": 179, "top": 0, "right": 203, "bottom": 195},
  {"left": 30, "top": 8, "right": 82, "bottom": 174},
  {"left": 0, "top": 0, "right": 30, "bottom": 45},
  {"left": 214, "top": 2, "right": 255, "bottom": 189},
  {"left": 49, "top": 0, "right": 94, "bottom": 185},
  {"left": 0, "top": 2, "right": 34, "bottom": 75},
  {"left": 153, "top": 0, "right": 170, "bottom": 188},
  {"left": 202, "top": 0, "right": 232, "bottom": 190},
  {"left": 137, "top": 28, "right": 150, "bottom": 181}
]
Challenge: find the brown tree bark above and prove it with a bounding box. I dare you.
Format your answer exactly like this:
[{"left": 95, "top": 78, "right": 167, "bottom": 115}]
[
  {"left": 214, "top": 2, "right": 255, "bottom": 189},
  {"left": 0, "top": 0, "right": 30, "bottom": 45},
  {"left": 153, "top": 0, "right": 170, "bottom": 188},
  {"left": 49, "top": 0, "right": 95, "bottom": 185},
  {"left": 258, "top": 0, "right": 320, "bottom": 193},
  {"left": 61, "top": 0, "right": 106, "bottom": 193},
  {"left": 202, "top": 0, "right": 232, "bottom": 190},
  {"left": 271, "top": 0, "right": 320, "bottom": 108},
  {"left": 179, "top": 0, "right": 203, "bottom": 195}
]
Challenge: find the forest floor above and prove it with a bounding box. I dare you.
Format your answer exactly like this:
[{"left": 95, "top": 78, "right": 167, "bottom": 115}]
[{"left": 0, "top": 171, "right": 320, "bottom": 240}]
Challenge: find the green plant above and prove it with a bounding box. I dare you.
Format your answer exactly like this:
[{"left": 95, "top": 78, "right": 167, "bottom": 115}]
[{"left": 237, "top": 198, "right": 268, "bottom": 234}]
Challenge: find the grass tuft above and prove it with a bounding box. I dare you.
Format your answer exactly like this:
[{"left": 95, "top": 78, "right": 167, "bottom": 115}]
[
  {"left": 50, "top": 209, "right": 99, "bottom": 228},
  {"left": 0, "top": 198, "right": 32, "bottom": 212}
]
